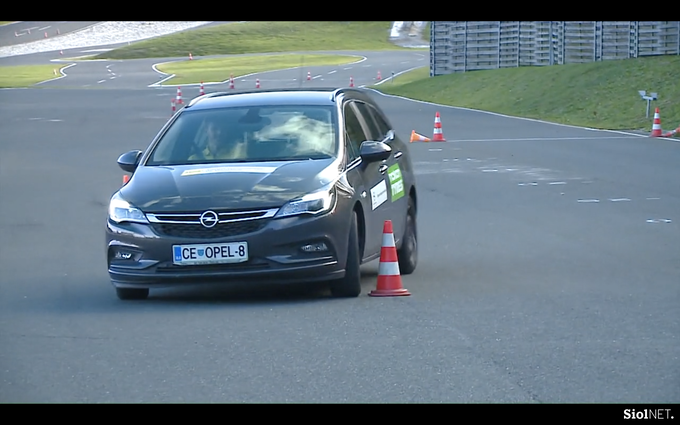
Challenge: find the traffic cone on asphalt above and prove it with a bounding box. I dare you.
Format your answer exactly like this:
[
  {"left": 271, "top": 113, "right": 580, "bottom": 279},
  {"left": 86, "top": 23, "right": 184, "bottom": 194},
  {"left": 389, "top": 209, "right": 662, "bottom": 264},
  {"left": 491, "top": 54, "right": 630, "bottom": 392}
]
[
  {"left": 256, "top": 78, "right": 260, "bottom": 89},
  {"left": 377, "top": 70, "right": 382, "bottom": 81},
  {"left": 176, "top": 86, "right": 183, "bottom": 104},
  {"left": 171, "top": 99, "right": 176, "bottom": 116},
  {"left": 410, "top": 130, "right": 431, "bottom": 143},
  {"left": 432, "top": 112, "right": 446, "bottom": 142},
  {"left": 307, "top": 71, "right": 311, "bottom": 81},
  {"left": 229, "top": 76, "right": 235, "bottom": 89},
  {"left": 349, "top": 76, "right": 354, "bottom": 87},
  {"left": 199, "top": 82, "right": 205, "bottom": 96},
  {"left": 369, "top": 220, "right": 411, "bottom": 297},
  {"left": 44, "top": 32, "right": 48, "bottom": 38},
  {"left": 650, "top": 107, "right": 663, "bottom": 137}
]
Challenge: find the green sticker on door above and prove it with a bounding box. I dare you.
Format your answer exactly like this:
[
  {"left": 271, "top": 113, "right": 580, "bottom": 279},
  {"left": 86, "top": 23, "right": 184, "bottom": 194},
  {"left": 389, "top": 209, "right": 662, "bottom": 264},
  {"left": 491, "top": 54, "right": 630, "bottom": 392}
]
[{"left": 387, "top": 163, "right": 404, "bottom": 202}]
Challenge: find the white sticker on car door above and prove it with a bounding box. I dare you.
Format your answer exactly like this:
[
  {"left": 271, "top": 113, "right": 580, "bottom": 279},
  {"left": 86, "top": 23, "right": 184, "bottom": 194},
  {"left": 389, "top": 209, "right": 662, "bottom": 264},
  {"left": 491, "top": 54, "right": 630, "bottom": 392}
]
[{"left": 370, "top": 180, "right": 388, "bottom": 210}]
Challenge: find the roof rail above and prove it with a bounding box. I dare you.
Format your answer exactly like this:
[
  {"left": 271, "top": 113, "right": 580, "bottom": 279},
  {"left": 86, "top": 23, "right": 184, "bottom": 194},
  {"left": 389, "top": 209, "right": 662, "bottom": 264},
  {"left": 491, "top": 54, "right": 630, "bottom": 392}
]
[
  {"left": 187, "top": 92, "right": 230, "bottom": 107},
  {"left": 330, "top": 87, "right": 366, "bottom": 102}
]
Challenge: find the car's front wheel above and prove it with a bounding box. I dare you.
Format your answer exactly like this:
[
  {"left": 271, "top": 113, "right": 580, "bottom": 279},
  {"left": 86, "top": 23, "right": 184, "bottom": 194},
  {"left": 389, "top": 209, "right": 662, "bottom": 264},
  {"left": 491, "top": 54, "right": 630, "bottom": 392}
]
[
  {"left": 115, "top": 287, "right": 149, "bottom": 300},
  {"left": 397, "top": 197, "right": 417, "bottom": 275},
  {"left": 329, "top": 211, "right": 362, "bottom": 298}
]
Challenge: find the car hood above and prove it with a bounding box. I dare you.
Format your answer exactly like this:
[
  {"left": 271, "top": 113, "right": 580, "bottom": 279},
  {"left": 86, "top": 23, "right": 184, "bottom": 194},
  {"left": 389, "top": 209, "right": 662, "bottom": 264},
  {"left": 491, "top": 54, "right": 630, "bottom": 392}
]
[{"left": 120, "top": 159, "right": 340, "bottom": 212}]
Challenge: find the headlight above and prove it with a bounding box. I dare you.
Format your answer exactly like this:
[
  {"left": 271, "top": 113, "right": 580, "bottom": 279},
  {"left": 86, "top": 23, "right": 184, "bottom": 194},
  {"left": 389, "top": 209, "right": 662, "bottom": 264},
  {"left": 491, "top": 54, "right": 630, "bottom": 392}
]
[
  {"left": 275, "top": 184, "right": 336, "bottom": 219},
  {"left": 108, "top": 192, "right": 149, "bottom": 224}
]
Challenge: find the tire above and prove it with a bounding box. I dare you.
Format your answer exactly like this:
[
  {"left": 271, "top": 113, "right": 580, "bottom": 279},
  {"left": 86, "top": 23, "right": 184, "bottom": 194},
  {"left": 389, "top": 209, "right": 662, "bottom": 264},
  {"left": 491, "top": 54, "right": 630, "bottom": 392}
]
[
  {"left": 329, "top": 211, "right": 362, "bottom": 298},
  {"left": 116, "top": 287, "right": 149, "bottom": 300},
  {"left": 397, "top": 197, "right": 417, "bottom": 275}
]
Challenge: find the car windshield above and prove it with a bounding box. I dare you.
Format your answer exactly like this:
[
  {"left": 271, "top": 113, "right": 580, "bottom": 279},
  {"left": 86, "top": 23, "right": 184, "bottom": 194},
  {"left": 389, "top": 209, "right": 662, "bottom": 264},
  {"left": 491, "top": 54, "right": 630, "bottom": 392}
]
[{"left": 145, "top": 105, "right": 338, "bottom": 166}]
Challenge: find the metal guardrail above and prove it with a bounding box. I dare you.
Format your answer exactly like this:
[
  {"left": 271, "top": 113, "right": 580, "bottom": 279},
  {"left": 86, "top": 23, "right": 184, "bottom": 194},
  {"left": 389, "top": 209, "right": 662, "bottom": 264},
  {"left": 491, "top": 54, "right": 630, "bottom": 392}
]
[{"left": 429, "top": 21, "right": 680, "bottom": 76}]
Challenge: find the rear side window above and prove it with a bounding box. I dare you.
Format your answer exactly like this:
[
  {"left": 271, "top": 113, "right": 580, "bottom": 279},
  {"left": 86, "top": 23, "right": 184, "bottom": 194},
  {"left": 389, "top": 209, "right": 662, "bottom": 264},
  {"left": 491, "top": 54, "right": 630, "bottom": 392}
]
[{"left": 146, "top": 105, "right": 338, "bottom": 165}]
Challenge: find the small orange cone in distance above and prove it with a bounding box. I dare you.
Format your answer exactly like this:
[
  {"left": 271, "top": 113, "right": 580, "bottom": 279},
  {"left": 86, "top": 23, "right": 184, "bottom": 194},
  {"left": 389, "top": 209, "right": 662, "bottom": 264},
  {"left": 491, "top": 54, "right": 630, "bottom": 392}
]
[
  {"left": 650, "top": 107, "right": 663, "bottom": 137},
  {"left": 122, "top": 175, "right": 130, "bottom": 185},
  {"left": 410, "top": 130, "right": 431, "bottom": 143},
  {"left": 369, "top": 220, "right": 411, "bottom": 297}
]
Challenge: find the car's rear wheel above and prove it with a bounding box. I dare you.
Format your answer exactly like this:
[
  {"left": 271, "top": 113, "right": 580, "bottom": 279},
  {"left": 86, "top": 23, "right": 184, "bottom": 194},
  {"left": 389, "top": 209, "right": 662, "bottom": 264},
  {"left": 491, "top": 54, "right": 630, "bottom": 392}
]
[
  {"left": 116, "top": 287, "right": 149, "bottom": 300},
  {"left": 329, "top": 211, "right": 362, "bottom": 298},
  {"left": 397, "top": 197, "right": 417, "bottom": 275}
]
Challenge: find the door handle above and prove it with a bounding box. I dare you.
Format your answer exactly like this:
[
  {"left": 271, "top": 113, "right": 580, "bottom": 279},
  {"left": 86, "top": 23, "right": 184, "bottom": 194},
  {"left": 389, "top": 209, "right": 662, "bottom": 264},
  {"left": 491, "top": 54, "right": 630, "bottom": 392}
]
[
  {"left": 379, "top": 164, "right": 388, "bottom": 174},
  {"left": 394, "top": 151, "right": 403, "bottom": 160}
]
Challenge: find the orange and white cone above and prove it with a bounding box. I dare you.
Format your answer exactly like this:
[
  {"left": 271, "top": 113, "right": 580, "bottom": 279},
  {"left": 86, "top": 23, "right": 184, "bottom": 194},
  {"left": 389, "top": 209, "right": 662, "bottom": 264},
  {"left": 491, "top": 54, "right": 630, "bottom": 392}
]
[
  {"left": 171, "top": 99, "right": 176, "bottom": 116},
  {"left": 307, "top": 71, "right": 311, "bottom": 81},
  {"left": 256, "top": 78, "right": 260, "bottom": 89},
  {"left": 189, "top": 53, "right": 193, "bottom": 60},
  {"left": 199, "top": 82, "right": 205, "bottom": 96},
  {"left": 650, "top": 107, "right": 663, "bottom": 137},
  {"left": 410, "top": 130, "right": 431, "bottom": 143},
  {"left": 377, "top": 70, "right": 382, "bottom": 81},
  {"left": 176, "top": 86, "right": 183, "bottom": 104},
  {"left": 229, "top": 76, "right": 235, "bottom": 89},
  {"left": 432, "top": 112, "right": 446, "bottom": 141},
  {"left": 369, "top": 220, "right": 411, "bottom": 297},
  {"left": 349, "top": 76, "right": 354, "bottom": 87}
]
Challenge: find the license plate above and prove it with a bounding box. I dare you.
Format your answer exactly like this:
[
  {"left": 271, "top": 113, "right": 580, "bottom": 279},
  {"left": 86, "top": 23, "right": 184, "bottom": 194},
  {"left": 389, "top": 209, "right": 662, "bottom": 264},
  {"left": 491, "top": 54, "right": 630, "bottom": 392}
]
[{"left": 172, "top": 242, "right": 248, "bottom": 265}]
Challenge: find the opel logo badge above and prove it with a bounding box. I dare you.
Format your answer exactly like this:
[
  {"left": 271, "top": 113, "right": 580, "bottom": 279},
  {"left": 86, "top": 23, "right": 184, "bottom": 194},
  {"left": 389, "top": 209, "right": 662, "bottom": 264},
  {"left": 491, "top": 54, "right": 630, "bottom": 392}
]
[{"left": 199, "top": 210, "right": 219, "bottom": 228}]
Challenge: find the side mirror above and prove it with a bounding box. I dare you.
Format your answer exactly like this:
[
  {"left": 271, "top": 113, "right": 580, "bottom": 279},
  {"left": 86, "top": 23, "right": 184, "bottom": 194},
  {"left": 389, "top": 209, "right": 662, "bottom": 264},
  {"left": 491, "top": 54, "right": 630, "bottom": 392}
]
[
  {"left": 117, "top": 150, "right": 143, "bottom": 173},
  {"left": 359, "top": 141, "right": 392, "bottom": 163}
]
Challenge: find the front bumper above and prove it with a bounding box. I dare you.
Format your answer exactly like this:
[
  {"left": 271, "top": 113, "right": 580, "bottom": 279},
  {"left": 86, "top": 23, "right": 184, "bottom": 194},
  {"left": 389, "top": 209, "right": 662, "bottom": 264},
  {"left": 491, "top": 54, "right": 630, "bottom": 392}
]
[{"left": 106, "top": 210, "right": 349, "bottom": 289}]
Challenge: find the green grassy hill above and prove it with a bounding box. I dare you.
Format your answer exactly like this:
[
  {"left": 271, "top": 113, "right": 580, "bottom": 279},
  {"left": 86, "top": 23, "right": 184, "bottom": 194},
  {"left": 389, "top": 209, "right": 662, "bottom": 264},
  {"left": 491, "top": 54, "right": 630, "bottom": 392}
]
[
  {"left": 377, "top": 55, "right": 680, "bottom": 133},
  {"left": 96, "top": 21, "right": 414, "bottom": 60}
]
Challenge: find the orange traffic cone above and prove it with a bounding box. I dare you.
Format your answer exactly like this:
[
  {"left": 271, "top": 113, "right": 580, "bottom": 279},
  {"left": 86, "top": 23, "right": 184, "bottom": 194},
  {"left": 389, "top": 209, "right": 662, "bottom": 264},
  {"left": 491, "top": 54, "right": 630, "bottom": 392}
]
[
  {"left": 176, "top": 86, "right": 183, "bottom": 104},
  {"left": 256, "top": 78, "right": 260, "bottom": 89},
  {"left": 410, "top": 130, "right": 431, "bottom": 143},
  {"left": 229, "top": 76, "right": 235, "bottom": 89},
  {"left": 199, "top": 82, "right": 205, "bottom": 96},
  {"left": 650, "top": 107, "right": 663, "bottom": 137},
  {"left": 369, "top": 220, "right": 411, "bottom": 297},
  {"left": 189, "top": 53, "right": 193, "bottom": 60},
  {"left": 432, "top": 112, "right": 446, "bottom": 141},
  {"left": 349, "top": 76, "right": 354, "bottom": 87}
]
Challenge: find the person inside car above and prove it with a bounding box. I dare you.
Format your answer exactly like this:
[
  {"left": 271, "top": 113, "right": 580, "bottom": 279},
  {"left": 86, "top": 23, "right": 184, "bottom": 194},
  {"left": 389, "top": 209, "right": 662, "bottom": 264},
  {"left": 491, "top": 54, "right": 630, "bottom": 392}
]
[{"left": 190, "top": 120, "right": 246, "bottom": 161}]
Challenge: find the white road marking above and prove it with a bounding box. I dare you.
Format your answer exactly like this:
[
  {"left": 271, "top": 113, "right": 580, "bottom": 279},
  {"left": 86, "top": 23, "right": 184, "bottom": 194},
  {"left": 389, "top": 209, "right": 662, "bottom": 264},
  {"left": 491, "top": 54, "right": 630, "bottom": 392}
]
[
  {"left": 428, "top": 148, "right": 442, "bottom": 152},
  {"left": 482, "top": 169, "right": 499, "bottom": 172},
  {"left": 38, "top": 26, "right": 51, "bottom": 31},
  {"left": 577, "top": 199, "right": 600, "bottom": 203},
  {"left": 312, "top": 75, "right": 321, "bottom": 79},
  {"left": 646, "top": 197, "right": 661, "bottom": 200},
  {"left": 48, "top": 119, "right": 63, "bottom": 122},
  {"left": 109, "top": 76, "right": 115, "bottom": 79},
  {"left": 646, "top": 219, "right": 672, "bottom": 223},
  {"left": 343, "top": 67, "right": 352, "bottom": 70},
  {"left": 97, "top": 79, "right": 106, "bottom": 83},
  {"left": 328, "top": 70, "right": 336, "bottom": 74},
  {"left": 518, "top": 182, "right": 538, "bottom": 186},
  {"left": 609, "top": 198, "right": 631, "bottom": 202},
  {"left": 549, "top": 181, "right": 567, "bottom": 185}
]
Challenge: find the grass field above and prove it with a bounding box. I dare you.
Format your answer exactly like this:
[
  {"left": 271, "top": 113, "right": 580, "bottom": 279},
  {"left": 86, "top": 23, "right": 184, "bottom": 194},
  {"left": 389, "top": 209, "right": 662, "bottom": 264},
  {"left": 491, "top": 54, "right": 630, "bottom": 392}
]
[
  {"left": 96, "top": 21, "right": 420, "bottom": 60},
  {"left": 0, "top": 21, "right": 16, "bottom": 25},
  {"left": 374, "top": 55, "right": 680, "bottom": 133},
  {"left": 0, "top": 64, "right": 66, "bottom": 88},
  {"left": 156, "top": 54, "right": 362, "bottom": 85}
]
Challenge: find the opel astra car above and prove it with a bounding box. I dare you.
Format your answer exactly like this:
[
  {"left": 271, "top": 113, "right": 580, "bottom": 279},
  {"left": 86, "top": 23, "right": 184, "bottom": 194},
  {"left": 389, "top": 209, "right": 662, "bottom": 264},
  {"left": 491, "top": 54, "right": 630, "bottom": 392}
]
[{"left": 106, "top": 87, "right": 418, "bottom": 300}]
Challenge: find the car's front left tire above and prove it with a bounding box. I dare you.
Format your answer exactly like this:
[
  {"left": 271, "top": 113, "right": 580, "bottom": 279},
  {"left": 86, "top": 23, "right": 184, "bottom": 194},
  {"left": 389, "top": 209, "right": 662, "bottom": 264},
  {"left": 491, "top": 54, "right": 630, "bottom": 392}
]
[
  {"left": 397, "top": 197, "right": 417, "bottom": 275},
  {"left": 115, "top": 287, "right": 149, "bottom": 300},
  {"left": 329, "top": 211, "right": 362, "bottom": 298}
]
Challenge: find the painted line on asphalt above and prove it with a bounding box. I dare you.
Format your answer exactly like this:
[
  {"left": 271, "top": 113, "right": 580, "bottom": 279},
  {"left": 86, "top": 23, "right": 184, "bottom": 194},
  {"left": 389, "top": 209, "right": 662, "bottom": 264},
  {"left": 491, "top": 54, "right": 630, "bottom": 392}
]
[
  {"left": 33, "top": 63, "right": 77, "bottom": 85},
  {"left": 148, "top": 55, "right": 367, "bottom": 87}
]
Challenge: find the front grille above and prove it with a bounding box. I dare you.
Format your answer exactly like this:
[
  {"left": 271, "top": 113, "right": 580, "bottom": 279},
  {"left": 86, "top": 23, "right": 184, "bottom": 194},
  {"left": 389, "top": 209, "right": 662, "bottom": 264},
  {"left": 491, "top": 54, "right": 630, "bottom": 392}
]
[
  {"left": 152, "top": 220, "right": 268, "bottom": 239},
  {"left": 146, "top": 207, "right": 278, "bottom": 239}
]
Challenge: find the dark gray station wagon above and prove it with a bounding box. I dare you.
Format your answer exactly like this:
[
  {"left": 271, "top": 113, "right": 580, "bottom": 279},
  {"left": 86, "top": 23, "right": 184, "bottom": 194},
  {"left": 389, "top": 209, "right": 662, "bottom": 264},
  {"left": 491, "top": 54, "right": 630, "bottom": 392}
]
[{"left": 106, "top": 87, "right": 418, "bottom": 300}]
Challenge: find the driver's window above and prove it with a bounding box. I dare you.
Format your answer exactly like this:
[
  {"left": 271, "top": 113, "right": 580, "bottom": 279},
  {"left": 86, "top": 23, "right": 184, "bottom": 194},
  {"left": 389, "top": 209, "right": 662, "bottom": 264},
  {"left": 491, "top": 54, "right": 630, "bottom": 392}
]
[{"left": 343, "top": 102, "right": 368, "bottom": 163}]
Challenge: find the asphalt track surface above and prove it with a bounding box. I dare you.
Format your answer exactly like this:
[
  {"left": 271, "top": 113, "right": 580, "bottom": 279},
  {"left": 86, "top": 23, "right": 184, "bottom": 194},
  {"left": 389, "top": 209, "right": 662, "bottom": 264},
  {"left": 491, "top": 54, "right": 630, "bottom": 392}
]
[
  {"left": 0, "top": 27, "right": 679, "bottom": 403},
  {"left": 0, "top": 22, "right": 100, "bottom": 47}
]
